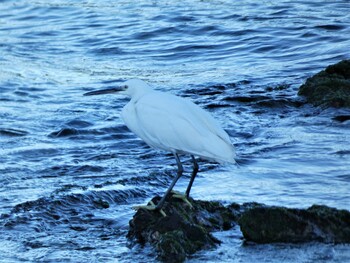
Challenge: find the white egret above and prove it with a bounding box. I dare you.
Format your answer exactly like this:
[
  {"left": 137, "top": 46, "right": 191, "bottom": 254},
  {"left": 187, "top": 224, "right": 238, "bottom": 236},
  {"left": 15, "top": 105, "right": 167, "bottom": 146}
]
[{"left": 84, "top": 79, "right": 235, "bottom": 211}]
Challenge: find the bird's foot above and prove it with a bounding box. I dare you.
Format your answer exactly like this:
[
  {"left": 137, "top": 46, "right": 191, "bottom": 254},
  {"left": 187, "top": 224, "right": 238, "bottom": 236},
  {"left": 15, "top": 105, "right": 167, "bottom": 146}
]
[
  {"left": 171, "top": 190, "right": 193, "bottom": 208},
  {"left": 133, "top": 201, "right": 166, "bottom": 217}
]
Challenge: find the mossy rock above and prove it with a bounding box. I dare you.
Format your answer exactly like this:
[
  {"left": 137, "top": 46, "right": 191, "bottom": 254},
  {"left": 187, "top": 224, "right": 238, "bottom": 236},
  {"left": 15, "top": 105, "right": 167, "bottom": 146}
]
[
  {"left": 128, "top": 195, "right": 238, "bottom": 262},
  {"left": 238, "top": 204, "right": 350, "bottom": 243},
  {"left": 128, "top": 197, "right": 350, "bottom": 262},
  {"left": 298, "top": 59, "right": 350, "bottom": 107}
]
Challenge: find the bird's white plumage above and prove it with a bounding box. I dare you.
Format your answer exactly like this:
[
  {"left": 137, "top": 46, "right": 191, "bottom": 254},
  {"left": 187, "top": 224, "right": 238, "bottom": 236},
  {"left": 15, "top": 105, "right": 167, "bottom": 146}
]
[
  {"left": 84, "top": 79, "right": 236, "bottom": 210},
  {"left": 120, "top": 79, "right": 235, "bottom": 164}
]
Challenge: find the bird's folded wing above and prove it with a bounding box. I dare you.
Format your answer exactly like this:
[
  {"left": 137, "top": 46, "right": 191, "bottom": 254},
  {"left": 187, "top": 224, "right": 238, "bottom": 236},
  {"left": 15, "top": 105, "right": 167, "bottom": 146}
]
[{"left": 131, "top": 92, "right": 235, "bottom": 163}]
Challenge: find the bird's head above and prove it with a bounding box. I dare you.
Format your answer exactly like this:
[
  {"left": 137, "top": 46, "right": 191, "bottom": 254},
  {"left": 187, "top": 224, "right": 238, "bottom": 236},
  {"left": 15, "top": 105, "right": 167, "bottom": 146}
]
[{"left": 83, "top": 79, "right": 151, "bottom": 98}]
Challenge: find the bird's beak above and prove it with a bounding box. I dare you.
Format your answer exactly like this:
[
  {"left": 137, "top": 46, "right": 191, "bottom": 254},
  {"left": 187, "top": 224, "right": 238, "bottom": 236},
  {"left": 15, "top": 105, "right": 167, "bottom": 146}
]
[{"left": 83, "top": 85, "right": 126, "bottom": 96}]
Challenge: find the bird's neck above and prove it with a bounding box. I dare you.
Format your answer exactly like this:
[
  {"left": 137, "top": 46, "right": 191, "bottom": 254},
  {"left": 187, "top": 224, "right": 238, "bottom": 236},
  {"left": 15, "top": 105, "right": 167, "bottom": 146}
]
[{"left": 129, "top": 86, "right": 154, "bottom": 101}]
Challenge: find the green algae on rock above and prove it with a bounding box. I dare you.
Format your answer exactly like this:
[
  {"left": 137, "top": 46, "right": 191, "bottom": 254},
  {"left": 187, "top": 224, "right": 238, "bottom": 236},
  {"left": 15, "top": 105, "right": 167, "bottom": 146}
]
[{"left": 298, "top": 59, "right": 350, "bottom": 107}]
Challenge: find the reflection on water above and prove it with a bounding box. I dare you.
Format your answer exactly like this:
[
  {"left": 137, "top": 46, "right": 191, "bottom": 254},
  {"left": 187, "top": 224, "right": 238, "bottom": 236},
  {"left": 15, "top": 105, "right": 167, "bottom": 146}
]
[{"left": 0, "top": 0, "right": 349, "bottom": 262}]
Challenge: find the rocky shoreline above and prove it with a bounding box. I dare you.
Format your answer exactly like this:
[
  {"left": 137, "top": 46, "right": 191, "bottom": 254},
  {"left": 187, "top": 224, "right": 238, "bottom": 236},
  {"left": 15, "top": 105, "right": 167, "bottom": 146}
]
[{"left": 128, "top": 194, "right": 350, "bottom": 262}]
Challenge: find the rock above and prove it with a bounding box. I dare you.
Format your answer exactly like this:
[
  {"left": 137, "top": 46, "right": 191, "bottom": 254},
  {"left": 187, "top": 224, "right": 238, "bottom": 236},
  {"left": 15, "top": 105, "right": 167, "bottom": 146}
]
[
  {"left": 298, "top": 59, "right": 350, "bottom": 107},
  {"left": 332, "top": 115, "right": 350, "bottom": 122},
  {"left": 49, "top": 127, "right": 79, "bottom": 137},
  {"left": 128, "top": 197, "right": 350, "bottom": 262},
  {"left": 238, "top": 204, "right": 350, "bottom": 243},
  {"left": 127, "top": 195, "right": 239, "bottom": 262}
]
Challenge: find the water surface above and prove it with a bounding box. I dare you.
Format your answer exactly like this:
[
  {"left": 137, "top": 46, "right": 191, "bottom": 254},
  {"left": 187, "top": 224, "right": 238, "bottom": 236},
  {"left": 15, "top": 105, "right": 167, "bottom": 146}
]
[{"left": 1, "top": 0, "right": 349, "bottom": 262}]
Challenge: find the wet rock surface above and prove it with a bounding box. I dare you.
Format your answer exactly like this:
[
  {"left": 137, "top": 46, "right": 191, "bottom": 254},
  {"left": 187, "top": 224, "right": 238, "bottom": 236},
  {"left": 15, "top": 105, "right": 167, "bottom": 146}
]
[
  {"left": 128, "top": 197, "right": 350, "bottom": 262},
  {"left": 298, "top": 59, "right": 350, "bottom": 107},
  {"left": 239, "top": 204, "right": 350, "bottom": 244},
  {"left": 128, "top": 195, "right": 239, "bottom": 262}
]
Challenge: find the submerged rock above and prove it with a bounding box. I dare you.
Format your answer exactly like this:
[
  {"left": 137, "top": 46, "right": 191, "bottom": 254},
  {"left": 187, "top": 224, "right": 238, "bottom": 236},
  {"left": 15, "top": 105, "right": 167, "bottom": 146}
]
[
  {"left": 298, "top": 59, "right": 350, "bottom": 107},
  {"left": 128, "top": 197, "right": 350, "bottom": 262}
]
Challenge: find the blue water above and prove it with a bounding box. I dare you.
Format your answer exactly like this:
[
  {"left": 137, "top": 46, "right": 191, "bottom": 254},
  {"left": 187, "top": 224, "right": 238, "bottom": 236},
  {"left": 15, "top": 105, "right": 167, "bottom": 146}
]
[{"left": 1, "top": 0, "right": 350, "bottom": 262}]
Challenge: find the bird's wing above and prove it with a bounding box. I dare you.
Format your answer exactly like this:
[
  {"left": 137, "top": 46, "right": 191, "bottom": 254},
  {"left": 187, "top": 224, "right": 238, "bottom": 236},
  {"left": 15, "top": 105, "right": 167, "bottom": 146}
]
[{"left": 130, "top": 91, "right": 235, "bottom": 163}]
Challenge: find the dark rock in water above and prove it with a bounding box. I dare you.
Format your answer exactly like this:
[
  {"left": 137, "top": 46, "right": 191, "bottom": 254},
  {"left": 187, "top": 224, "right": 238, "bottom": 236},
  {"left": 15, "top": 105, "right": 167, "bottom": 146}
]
[
  {"left": 298, "top": 59, "right": 350, "bottom": 107},
  {"left": 332, "top": 114, "right": 350, "bottom": 122},
  {"left": 128, "top": 195, "right": 239, "bottom": 262},
  {"left": 239, "top": 204, "right": 350, "bottom": 243},
  {"left": 49, "top": 127, "right": 79, "bottom": 137},
  {"left": 128, "top": 197, "right": 350, "bottom": 262}
]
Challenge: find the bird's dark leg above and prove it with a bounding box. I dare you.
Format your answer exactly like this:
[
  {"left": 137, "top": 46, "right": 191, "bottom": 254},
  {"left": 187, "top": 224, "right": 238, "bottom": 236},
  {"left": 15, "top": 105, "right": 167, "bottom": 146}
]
[
  {"left": 155, "top": 153, "right": 183, "bottom": 210},
  {"left": 185, "top": 155, "right": 198, "bottom": 198}
]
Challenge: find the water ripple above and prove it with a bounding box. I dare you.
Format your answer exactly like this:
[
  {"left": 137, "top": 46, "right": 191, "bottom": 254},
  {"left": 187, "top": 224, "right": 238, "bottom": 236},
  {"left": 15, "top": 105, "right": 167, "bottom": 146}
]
[{"left": 1, "top": 0, "right": 350, "bottom": 262}]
